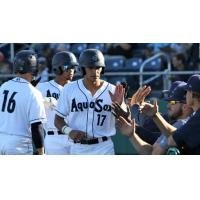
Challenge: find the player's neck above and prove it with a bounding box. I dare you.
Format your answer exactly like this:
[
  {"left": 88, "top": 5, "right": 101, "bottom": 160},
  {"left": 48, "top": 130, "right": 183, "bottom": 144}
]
[
  {"left": 18, "top": 73, "right": 32, "bottom": 82},
  {"left": 54, "top": 77, "right": 70, "bottom": 86},
  {"left": 83, "top": 78, "right": 104, "bottom": 95}
]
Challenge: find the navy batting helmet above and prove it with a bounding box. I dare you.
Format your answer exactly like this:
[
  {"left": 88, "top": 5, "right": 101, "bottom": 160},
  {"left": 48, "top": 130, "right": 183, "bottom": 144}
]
[
  {"left": 79, "top": 49, "right": 105, "bottom": 68},
  {"left": 52, "top": 51, "right": 78, "bottom": 75},
  {"left": 14, "top": 50, "right": 38, "bottom": 76}
]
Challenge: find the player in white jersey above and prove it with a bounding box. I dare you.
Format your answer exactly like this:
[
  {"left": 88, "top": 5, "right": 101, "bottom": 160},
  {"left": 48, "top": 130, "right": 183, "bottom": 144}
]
[
  {"left": 0, "top": 50, "right": 46, "bottom": 155},
  {"left": 36, "top": 51, "right": 78, "bottom": 155},
  {"left": 55, "top": 49, "right": 124, "bottom": 155}
]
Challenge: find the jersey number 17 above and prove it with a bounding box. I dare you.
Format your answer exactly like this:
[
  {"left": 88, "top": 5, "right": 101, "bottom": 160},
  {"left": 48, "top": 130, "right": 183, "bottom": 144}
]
[{"left": 97, "top": 114, "right": 106, "bottom": 126}]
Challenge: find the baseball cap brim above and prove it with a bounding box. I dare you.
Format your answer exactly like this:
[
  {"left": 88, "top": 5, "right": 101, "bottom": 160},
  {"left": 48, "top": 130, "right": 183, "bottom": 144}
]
[{"left": 182, "top": 84, "right": 191, "bottom": 91}]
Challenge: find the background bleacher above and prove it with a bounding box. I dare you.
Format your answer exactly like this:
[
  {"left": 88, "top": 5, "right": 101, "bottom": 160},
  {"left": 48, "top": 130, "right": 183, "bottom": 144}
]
[{"left": 0, "top": 43, "right": 200, "bottom": 98}]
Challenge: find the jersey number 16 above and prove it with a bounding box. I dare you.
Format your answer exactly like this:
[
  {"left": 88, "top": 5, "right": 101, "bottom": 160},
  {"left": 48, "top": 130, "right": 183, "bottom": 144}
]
[{"left": 1, "top": 90, "right": 17, "bottom": 113}]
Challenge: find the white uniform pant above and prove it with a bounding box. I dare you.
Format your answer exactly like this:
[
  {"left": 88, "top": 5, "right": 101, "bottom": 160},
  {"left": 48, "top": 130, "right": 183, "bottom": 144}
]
[
  {"left": 70, "top": 138, "right": 115, "bottom": 155},
  {"left": 0, "top": 133, "right": 33, "bottom": 155},
  {"left": 44, "top": 134, "right": 72, "bottom": 155}
]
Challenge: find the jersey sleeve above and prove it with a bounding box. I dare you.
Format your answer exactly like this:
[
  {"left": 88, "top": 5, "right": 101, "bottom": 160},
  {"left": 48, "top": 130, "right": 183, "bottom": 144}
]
[
  {"left": 172, "top": 112, "right": 200, "bottom": 149},
  {"left": 36, "top": 83, "right": 45, "bottom": 96},
  {"left": 29, "top": 89, "right": 47, "bottom": 124}
]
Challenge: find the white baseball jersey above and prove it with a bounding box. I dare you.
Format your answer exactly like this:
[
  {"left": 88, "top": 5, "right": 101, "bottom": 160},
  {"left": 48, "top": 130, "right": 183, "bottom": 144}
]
[
  {"left": 37, "top": 80, "right": 63, "bottom": 131},
  {"left": 0, "top": 77, "right": 46, "bottom": 154},
  {"left": 55, "top": 79, "right": 118, "bottom": 155},
  {"left": 36, "top": 80, "right": 71, "bottom": 155},
  {"left": 56, "top": 79, "right": 117, "bottom": 138},
  {"left": 0, "top": 77, "right": 46, "bottom": 137}
]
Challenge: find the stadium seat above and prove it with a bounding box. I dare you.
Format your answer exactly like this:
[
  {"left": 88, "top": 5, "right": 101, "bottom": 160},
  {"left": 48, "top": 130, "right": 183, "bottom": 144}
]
[
  {"left": 107, "top": 76, "right": 128, "bottom": 86},
  {"left": 125, "top": 57, "right": 143, "bottom": 71},
  {"left": 143, "top": 57, "right": 162, "bottom": 71},
  {"left": 50, "top": 43, "right": 71, "bottom": 52},
  {"left": 70, "top": 43, "right": 87, "bottom": 55},
  {"left": 88, "top": 43, "right": 107, "bottom": 53},
  {"left": 105, "top": 56, "right": 126, "bottom": 72}
]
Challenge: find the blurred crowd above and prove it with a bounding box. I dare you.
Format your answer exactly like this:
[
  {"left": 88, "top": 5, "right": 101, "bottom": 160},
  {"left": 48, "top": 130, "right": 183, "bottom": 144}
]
[{"left": 0, "top": 43, "right": 199, "bottom": 87}]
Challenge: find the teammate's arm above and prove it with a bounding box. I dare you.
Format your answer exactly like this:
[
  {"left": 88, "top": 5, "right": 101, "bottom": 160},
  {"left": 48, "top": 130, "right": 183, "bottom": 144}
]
[
  {"left": 152, "top": 136, "right": 169, "bottom": 155},
  {"left": 152, "top": 112, "right": 177, "bottom": 136},
  {"left": 54, "top": 114, "right": 66, "bottom": 131},
  {"left": 116, "top": 116, "right": 152, "bottom": 155},
  {"left": 31, "top": 122, "right": 45, "bottom": 155},
  {"left": 129, "top": 132, "right": 153, "bottom": 155},
  {"left": 141, "top": 100, "right": 177, "bottom": 136},
  {"left": 54, "top": 114, "right": 86, "bottom": 142}
]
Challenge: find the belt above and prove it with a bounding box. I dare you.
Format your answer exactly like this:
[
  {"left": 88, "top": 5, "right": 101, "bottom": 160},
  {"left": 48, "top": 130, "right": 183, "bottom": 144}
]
[
  {"left": 74, "top": 136, "right": 109, "bottom": 145},
  {"left": 47, "top": 131, "right": 64, "bottom": 135}
]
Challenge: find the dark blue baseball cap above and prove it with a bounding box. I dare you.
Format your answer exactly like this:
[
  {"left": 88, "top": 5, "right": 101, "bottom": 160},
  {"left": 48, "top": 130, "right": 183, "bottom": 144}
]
[
  {"left": 165, "top": 82, "right": 187, "bottom": 102},
  {"left": 162, "top": 81, "right": 186, "bottom": 102},
  {"left": 183, "top": 74, "right": 200, "bottom": 93}
]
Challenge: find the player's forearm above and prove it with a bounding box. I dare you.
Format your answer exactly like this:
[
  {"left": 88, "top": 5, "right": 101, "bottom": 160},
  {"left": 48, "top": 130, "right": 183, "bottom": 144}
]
[
  {"left": 31, "top": 122, "right": 45, "bottom": 153},
  {"left": 153, "top": 113, "right": 177, "bottom": 137},
  {"left": 54, "top": 114, "right": 67, "bottom": 131},
  {"left": 129, "top": 133, "right": 153, "bottom": 155},
  {"left": 152, "top": 145, "right": 167, "bottom": 155}
]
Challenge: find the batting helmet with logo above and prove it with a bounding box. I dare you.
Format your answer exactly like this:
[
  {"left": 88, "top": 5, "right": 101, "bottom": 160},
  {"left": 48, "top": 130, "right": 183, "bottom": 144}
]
[
  {"left": 14, "top": 50, "right": 38, "bottom": 76},
  {"left": 79, "top": 49, "right": 105, "bottom": 68},
  {"left": 52, "top": 51, "right": 78, "bottom": 75}
]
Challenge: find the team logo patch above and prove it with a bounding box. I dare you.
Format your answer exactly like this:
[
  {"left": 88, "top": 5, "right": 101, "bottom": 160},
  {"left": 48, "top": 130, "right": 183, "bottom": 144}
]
[
  {"left": 91, "top": 55, "right": 99, "bottom": 62},
  {"left": 63, "top": 65, "right": 69, "bottom": 70}
]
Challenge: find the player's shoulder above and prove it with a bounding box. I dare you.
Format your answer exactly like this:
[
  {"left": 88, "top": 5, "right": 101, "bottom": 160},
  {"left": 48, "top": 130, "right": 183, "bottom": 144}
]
[
  {"left": 0, "top": 78, "right": 27, "bottom": 90},
  {"left": 29, "top": 83, "right": 43, "bottom": 97},
  {"left": 104, "top": 80, "right": 116, "bottom": 91},
  {"left": 36, "top": 81, "right": 51, "bottom": 89},
  {"left": 0, "top": 79, "right": 12, "bottom": 88},
  {"left": 63, "top": 80, "right": 78, "bottom": 90}
]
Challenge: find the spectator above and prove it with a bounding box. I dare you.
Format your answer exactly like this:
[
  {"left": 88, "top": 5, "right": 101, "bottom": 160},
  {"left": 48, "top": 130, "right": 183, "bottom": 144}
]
[
  {"left": 171, "top": 53, "right": 190, "bottom": 82},
  {"left": 106, "top": 43, "right": 136, "bottom": 58},
  {"left": 0, "top": 51, "right": 5, "bottom": 62}
]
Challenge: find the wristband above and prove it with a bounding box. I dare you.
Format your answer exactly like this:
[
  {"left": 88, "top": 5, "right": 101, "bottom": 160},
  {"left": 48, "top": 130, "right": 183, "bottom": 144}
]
[{"left": 61, "top": 125, "right": 72, "bottom": 135}]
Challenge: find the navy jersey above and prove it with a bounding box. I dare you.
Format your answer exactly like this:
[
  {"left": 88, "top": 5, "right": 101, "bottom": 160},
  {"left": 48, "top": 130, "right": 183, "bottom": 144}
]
[{"left": 173, "top": 108, "right": 200, "bottom": 154}]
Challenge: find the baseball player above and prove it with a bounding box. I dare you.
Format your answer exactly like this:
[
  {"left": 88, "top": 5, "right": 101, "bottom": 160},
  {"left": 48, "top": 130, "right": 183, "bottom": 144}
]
[
  {"left": 135, "top": 74, "right": 200, "bottom": 154},
  {"left": 54, "top": 49, "right": 125, "bottom": 155},
  {"left": 113, "top": 82, "right": 193, "bottom": 154},
  {"left": 36, "top": 51, "right": 78, "bottom": 155},
  {"left": 0, "top": 50, "right": 46, "bottom": 155}
]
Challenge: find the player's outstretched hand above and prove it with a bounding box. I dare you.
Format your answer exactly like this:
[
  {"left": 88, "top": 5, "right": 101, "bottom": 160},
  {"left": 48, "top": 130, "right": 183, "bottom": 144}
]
[
  {"left": 141, "top": 99, "right": 159, "bottom": 117},
  {"left": 130, "top": 85, "right": 151, "bottom": 106},
  {"left": 69, "top": 130, "right": 87, "bottom": 143},
  {"left": 116, "top": 116, "right": 135, "bottom": 138},
  {"left": 109, "top": 84, "right": 124, "bottom": 105},
  {"left": 112, "top": 102, "right": 131, "bottom": 123}
]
